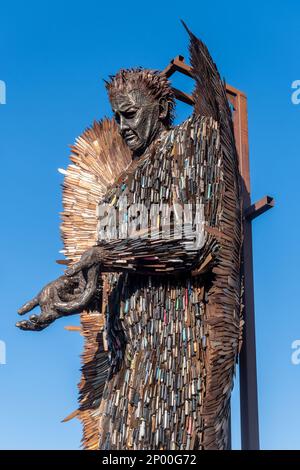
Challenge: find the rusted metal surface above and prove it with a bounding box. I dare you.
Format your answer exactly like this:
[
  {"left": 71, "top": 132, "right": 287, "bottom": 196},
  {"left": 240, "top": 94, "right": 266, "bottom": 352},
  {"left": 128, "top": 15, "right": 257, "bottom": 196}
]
[
  {"left": 171, "top": 87, "right": 194, "bottom": 105},
  {"left": 163, "top": 55, "right": 194, "bottom": 78},
  {"left": 222, "top": 83, "right": 261, "bottom": 450},
  {"left": 245, "top": 195, "right": 274, "bottom": 221},
  {"left": 233, "top": 91, "right": 260, "bottom": 450}
]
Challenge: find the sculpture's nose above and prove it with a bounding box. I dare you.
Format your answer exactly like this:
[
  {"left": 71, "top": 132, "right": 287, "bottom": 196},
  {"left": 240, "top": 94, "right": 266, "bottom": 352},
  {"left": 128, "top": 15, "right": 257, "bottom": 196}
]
[{"left": 119, "top": 115, "right": 129, "bottom": 132}]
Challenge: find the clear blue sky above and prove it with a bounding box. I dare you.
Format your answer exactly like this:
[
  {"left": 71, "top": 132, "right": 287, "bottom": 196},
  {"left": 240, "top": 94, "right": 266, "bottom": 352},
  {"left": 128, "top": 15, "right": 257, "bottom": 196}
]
[{"left": 0, "top": 0, "right": 299, "bottom": 450}]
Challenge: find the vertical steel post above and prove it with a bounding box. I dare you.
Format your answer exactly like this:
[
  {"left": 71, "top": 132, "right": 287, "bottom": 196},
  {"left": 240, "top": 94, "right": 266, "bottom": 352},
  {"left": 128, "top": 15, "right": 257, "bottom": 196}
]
[{"left": 233, "top": 91, "right": 260, "bottom": 450}]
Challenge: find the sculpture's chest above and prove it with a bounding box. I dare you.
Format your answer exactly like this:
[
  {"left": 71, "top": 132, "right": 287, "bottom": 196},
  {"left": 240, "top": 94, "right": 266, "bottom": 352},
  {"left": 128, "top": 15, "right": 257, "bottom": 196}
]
[{"left": 107, "top": 149, "right": 175, "bottom": 209}]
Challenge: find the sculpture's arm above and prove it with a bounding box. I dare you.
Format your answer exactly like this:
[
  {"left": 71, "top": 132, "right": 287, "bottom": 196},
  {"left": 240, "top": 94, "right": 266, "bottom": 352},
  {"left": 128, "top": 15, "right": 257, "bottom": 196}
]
[
  {"left": 65, "top": 221, "right": 211, "bottom": 279},
  {"left": 16, "top": 222, "right": 210, "bottom": 328},
  {"left": 16, "top": 265, "right": 99, "bottom": 331}
]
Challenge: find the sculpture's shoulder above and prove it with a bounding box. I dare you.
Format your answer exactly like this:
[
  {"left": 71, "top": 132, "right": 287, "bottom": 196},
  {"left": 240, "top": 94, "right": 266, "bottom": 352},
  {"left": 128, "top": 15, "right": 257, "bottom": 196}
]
[
  {"left": 156, "top": 114, "right": 220, "bottom": 168},
  {"left": 163, "top": 114, "right": 220, "bottom": 146}
]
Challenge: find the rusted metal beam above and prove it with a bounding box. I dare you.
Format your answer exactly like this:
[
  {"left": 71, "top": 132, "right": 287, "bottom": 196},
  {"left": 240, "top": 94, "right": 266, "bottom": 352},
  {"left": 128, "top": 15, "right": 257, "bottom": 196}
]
[
  {"left": 226, "top": 83, "right": 246, "bottom": 99},
  {"left": 163, "top": 56, "right": 246, "bottom": 111},
  {"left": 245, "top": 195, "right": 275, "bottom": 221},
  {"left": 171, "top": 87, "right": 195, "bottom": 105},
  {"left": 163, "top": 55, "right": 194, "bottom": 78},
  {"left": 234, "top": 92, "right": 261, "bottom": 451}
]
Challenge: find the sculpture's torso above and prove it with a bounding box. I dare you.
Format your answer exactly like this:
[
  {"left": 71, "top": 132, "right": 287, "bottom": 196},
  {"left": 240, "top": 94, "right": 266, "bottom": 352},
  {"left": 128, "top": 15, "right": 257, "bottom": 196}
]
[{"left": 97, "top": 115, "right": 232, "bottom": 450}]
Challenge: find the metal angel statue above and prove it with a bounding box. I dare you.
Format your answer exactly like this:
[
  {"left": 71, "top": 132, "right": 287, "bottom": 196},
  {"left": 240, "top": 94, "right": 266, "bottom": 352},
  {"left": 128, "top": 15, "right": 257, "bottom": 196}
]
[{"left": 17, "top": 24, "right": 243, "bottom": 450}]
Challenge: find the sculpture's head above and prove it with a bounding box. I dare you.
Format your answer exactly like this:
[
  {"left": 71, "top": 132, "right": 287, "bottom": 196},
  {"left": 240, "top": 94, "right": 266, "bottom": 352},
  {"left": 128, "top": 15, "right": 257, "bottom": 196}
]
[{"left": 106, "top": 68, "right": 175, "bottom": 157}]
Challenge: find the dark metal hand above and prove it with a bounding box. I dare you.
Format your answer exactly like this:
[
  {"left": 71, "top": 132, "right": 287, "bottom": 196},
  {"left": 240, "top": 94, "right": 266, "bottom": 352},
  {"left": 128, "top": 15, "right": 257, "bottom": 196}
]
[
  {"left": 16, "top": 264, "right": 100, "bottom": 331},
  {"left": 53, "top": 264, "right": 100, "bottom": 313}
]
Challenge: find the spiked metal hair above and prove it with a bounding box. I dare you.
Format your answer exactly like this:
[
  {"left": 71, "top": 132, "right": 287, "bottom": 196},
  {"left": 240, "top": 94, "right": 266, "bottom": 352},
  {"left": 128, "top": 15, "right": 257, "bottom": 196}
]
[{"left": 105, "top": 68, "right": 176, "bottom": 127}]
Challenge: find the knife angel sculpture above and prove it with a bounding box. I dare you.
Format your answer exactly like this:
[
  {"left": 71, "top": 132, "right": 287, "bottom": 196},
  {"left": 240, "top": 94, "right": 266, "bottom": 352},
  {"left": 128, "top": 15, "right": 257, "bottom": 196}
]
[{"left": 17, "top": 25, "right": 243, "bottom": 450}]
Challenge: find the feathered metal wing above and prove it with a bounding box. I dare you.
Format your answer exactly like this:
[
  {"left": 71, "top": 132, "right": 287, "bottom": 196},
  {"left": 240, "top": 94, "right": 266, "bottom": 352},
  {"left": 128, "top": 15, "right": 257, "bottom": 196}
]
[
  {"left": 182, "top": 23, "right": 243, "bottom": 448},
  {"left": 182, "top": 21, "right": 238, "bottom": 164},
  {"left": 60, "top": 118, "right": 131, "bottom": 262},
  {"left": 60, "top": 118, "right": 131, "bottom": 449}
]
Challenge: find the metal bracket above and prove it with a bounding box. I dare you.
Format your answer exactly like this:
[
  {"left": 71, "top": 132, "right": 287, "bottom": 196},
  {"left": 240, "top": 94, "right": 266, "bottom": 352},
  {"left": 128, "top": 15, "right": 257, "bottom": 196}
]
[{"left": 245, "top": 195, "right": 274, "bottom": 221}]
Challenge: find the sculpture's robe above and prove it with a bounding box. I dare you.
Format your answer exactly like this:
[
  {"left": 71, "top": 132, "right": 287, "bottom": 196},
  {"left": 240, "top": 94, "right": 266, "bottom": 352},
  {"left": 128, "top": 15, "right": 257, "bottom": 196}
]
[{"left": 85, "top": 114, "right": 242, "bottom": 450}]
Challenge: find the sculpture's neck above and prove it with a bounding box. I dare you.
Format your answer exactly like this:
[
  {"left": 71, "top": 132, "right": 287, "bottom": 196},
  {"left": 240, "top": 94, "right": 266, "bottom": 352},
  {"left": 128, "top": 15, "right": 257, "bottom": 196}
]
[{"left": 132, "top": 123, "right": 168, "bottom": 160}]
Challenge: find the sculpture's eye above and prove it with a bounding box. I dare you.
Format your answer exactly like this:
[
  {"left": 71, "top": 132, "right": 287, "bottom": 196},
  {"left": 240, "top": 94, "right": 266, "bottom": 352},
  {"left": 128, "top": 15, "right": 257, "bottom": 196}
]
[{"left": 123, "top": 110, "right": 136, "bottom": 119}]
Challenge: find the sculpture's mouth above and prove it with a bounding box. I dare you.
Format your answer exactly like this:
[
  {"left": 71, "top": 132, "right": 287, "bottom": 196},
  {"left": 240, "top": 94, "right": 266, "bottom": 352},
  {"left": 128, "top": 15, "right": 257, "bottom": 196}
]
[{"left": 123, "top": 131, "right": 138, "bottom": 146}]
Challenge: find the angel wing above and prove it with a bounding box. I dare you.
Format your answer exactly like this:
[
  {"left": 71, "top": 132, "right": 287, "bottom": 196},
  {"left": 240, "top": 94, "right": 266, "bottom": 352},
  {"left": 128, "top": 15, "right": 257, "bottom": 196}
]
[
  {"left": 182, "top": 21, "right": 237, "bottom": 159},
  {"left": 60, "top": 118, "right": 131, "bottom": 262},
  {"left": 60, "top": 118, "right": 131, "bottom": 449},
  {"left": 182, "top": 24, "right": 243, "bottom": 448}
]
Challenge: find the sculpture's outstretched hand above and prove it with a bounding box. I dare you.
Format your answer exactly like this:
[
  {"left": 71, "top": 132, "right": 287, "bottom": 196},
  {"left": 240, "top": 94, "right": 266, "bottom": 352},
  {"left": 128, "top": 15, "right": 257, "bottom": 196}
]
[{"left": 16, "top": 263, "right": 100, "bottom": 331}]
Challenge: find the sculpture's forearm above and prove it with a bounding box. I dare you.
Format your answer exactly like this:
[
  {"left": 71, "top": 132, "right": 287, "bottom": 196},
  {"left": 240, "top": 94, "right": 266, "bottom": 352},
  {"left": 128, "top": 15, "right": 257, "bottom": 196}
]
[{"left": 97, "top": 224, "right": 208, "bottom": 275}]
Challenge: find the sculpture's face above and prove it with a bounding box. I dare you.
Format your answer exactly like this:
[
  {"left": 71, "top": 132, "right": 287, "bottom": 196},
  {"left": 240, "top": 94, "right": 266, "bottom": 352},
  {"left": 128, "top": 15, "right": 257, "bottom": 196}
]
[{"left": 111, "top": 89, "right": 163, "bottom": 156}]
